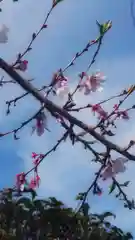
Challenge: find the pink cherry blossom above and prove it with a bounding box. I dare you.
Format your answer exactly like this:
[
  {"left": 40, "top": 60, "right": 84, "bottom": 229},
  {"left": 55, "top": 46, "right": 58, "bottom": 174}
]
[
  {"left": 113, "top": 104, "right": 129, "bottom": 120},
  {"left": 33, "top": 157, "right": 40, "bottom": 166},
  {"left": 91, "top": 39, "right": 98, "bottom": 44},
  {"left": 97, "top": 191, "right": 102, "bottom": 196},
  {"left": 91, "top": 104, "right": 108, "bottom": 120},
  {"left": 50, "top": 70, "right": 69, "bottom": 97},
  {"left": 31, "top": 152, "right": 44, "bottom": 166},
  {"left": 101, "top": 157, "right": 128, "bottom": 180},
  {"left": 29, "top": 179, "right": 37, "bottom": 189},
  {"left": 52, "top": 0, "right": 59, "bottom": 7},
  {"left": 113, "top": 104, "right": 119, "bottom": 110},
  {"left": 79, "top": 71, "right": 106, "bottom": 95},
  {"left": 55, "top": 75, "right": 69, "bottom": 98},
  {"left": 16, "top": 172, "right": 25, "bottom": 184},
  {"left": 31, "top": 152, "right": 38, "bottom": 158},
  {"left": 29, "top": 175, "right": 40, "bottom": 189},
  {"left": 42, "top": 24, "right": 48, "bottom": 29},
  {"left": 32, "top": 111, "right": 47, "bottom": 136},
  {"left": 16, "top": 172, "right": 26, "bottom": 191},
  {"left": 93, "top": 183, "right": 102, "bottom": 196},
  {"left": 15, "top": 60, "right": 28, "bottom": 71},
  {"left": 33, "top": 155, "right": 44, "bottom": 165},
  {"left": 117, "top": 110, "right": 129, "bottom": 120}
]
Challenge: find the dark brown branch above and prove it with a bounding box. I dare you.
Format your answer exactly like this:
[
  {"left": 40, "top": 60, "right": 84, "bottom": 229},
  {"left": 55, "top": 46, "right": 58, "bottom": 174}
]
[
  {"left": 13, "top": 106, "right": 50, "bottom": 139},
  {"left": 63, "top": 35, "right": 108, "bottom": 109},
  {"left": 67, "top": 91, "right": 126, "bottom": 112},
  {"left": 86, "top": 36, "right": 103, "bottom": 71},
  {"left": 0, "top": 106, "right": 50, "bottom": 139},
  {"left": 113, "top": 177, "right": 134, "bottom": 210},
  {"left": 76, "top": 165, "right": 104, "bottom": 215},
  {"left": 0, "top": 58, "right": 135, "bottom": 161},
  {"left": 62, "top": 39, "right": 98, "bottom": 73},
  {"left": 6, "top": 84, "right": 47, "bottom": 113}
]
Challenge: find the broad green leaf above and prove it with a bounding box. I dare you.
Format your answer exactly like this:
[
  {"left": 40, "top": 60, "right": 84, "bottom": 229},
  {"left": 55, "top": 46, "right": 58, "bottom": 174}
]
[{"left": 109, "top": 181, "right": 116, "bottom": 194}]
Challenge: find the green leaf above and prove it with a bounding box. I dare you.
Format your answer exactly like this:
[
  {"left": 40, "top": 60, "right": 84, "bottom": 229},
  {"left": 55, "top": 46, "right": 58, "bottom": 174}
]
[
  {"left": 102, "top": 211, "right": 116, "bottom": 219},
  {"left": 125, "top": 232, "right": 133, "bottom": 239},
  {"left": 33, "top": 199, "right": 44, "bottom": 209},
  {"left": 111, "top": 226, "right": 124, "bottom": 236},
  {"left": 48, "top": 197, "right": 64, "bottom": 208},
  {"left": 109, "top": 181, "right": 116, "bottom": 194},
  {"left": 96, "top": 20, "right": 112, "bottom": 36},
  {"left": 16, "top": 197, "right": 33, "bottom": 209},
  {"left": 123, "top": 181, "right": 130, "bottom": 187},
  {"left": 95, "top": 212, "right": 116, "bottom": 222},
  {"left": 76, "top": 192, "right": 85, "bottom": 201},
  {"left": 3, "top": 188, "right": 13, "bottom": 200}
]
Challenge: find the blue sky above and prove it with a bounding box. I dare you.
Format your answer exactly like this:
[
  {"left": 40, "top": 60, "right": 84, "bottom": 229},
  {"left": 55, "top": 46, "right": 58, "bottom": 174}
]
[{"left": 0, "top": 0, "right": 135, "bottom": 236}]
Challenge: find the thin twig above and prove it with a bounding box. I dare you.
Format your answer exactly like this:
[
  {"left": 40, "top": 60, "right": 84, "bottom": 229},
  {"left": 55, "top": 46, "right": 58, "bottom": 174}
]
[
  {"left": 12, "top": 7, "right": 53, "bottom": 66},
  {"left": 25, "top": 130, "right": 69, "bottom": 177}
]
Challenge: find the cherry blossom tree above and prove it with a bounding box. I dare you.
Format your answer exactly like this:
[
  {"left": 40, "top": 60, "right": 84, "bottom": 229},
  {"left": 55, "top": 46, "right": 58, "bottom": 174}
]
[{"left": 0, "top": 0, "right": 134, "bottom": 238}]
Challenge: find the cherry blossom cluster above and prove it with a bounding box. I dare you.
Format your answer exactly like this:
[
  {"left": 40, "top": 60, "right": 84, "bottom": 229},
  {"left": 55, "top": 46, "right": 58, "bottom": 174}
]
[
  {"left": 16, "top": 152, "right": 43, "bottom": 191},
  {"left": 32, "top": 111, "right": 47, "bottom": 136}
]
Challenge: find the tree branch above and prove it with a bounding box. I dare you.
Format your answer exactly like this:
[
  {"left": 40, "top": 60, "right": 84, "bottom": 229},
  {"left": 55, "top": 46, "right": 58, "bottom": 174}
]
[{"left": 0, "top": 58, "right": 135, "bottom": 161}]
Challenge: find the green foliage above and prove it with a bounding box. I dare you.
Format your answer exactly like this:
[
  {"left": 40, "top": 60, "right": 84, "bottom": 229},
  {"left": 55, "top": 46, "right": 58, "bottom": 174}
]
[
  {"left": 76, "top": 192, "right": 86, "bottom": 200},
  {"left": 0, "top": 191, "right": 132, "bottom": 239},
  {"left": 96, "top": 20, "right": 112, "bottom": 36},
  {"left": 109, "top": 181, "right": 116, "bottom": 194}
]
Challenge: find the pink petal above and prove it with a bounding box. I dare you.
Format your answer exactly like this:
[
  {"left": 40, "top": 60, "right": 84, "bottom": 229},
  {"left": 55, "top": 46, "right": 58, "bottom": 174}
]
[
  {"left": 32, "top": 152, "right": 38, "bottom": 158},
  {"left": 101, "top": 165, "right": 114, "bottom": 180},
  {"left": 113, "top": 158, "right": 127, "bottom": 173},
  {"left": 36, "top": 125, "right": 45, "bottom": 136}
]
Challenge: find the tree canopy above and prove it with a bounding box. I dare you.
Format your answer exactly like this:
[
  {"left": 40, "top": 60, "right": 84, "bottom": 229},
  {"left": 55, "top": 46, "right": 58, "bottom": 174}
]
[{"left": 0, "top": 189, "right": 132, "bottom": 239}]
